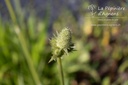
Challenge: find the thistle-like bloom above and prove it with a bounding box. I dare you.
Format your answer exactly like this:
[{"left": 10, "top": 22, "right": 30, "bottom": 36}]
[{"left": 49, "top": 27, "right": 75, "bottom": 63}]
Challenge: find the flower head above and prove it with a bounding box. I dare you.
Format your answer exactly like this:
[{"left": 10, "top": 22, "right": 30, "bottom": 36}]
[{"left": 49, "top": 27, "right": 75, "bottom": 63}]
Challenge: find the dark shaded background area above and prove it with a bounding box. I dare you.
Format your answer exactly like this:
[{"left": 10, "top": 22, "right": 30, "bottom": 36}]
[{"left": 0, "top": 0, "right": 128, "bottom": 85}]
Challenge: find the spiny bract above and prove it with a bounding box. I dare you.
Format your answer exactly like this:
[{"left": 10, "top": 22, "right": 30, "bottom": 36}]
[{"left": 49, "top": 27, "right": 75, "bottom": 63}]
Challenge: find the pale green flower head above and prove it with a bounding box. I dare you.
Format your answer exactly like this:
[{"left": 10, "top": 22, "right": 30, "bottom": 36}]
[
  {"left": 49, "top": 27, "right": 75, "bottom": 63},
  {"left": 56, "top": 28, "right": 71, "bottom": 51}
]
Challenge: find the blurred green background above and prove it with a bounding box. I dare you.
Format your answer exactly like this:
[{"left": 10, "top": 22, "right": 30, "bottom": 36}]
[{"left": 0, "top": 0, "right": 128, "bottom": 85}]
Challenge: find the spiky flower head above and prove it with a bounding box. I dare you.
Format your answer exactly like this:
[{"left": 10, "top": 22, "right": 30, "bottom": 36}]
[
  {"left": 56, "top": 28, "right": 71, "bottom": 51},
  {"left": 49, "top": 27, "right": 75, "bottom": 63}
]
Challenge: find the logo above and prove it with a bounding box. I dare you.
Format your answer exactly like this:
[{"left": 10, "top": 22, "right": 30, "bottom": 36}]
[
  {"left": 88, "top": 4, "right": 97, "bottom": 15},
  {"left": 88, "top": 4, "right": 125, "bottom": 17}
]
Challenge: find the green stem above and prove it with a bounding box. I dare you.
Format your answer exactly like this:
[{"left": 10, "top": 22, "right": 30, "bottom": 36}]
[
  {"left": 5, "top": 0, "right": 42, "bottom": 84},
  {"left": 5, "top": 0, "right": 17, "bottom": 24},
  {"left": 57, "top": 58, "right": 65, "bottom": 85},
  {"left": 15, "top": 27, "right": 42, "bottom": 85}
]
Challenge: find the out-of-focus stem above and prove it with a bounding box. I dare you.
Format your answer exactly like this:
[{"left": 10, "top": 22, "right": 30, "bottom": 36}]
[
  {"left": 5, "top": 1, "right": 42, "bottom": 84},
  {"left": 15, "top": 27, "right": 42, "bottom": 85},
  {"left": 5, "top": 0, "right": 17, "bottom": 24}
]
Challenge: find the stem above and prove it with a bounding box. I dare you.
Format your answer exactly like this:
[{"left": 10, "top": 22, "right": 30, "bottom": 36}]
[
  {"left": 15, "top": 27, "right": 42, "bottom": 85},
  {"left": 5, "top": 0, "right": 17, "bottom": 24},
  {"left": 57, "top": 58, "right": 65, "bottom": 85},
  {"left": 5, "top": 0, "right": 42, "bottom": 84}
]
